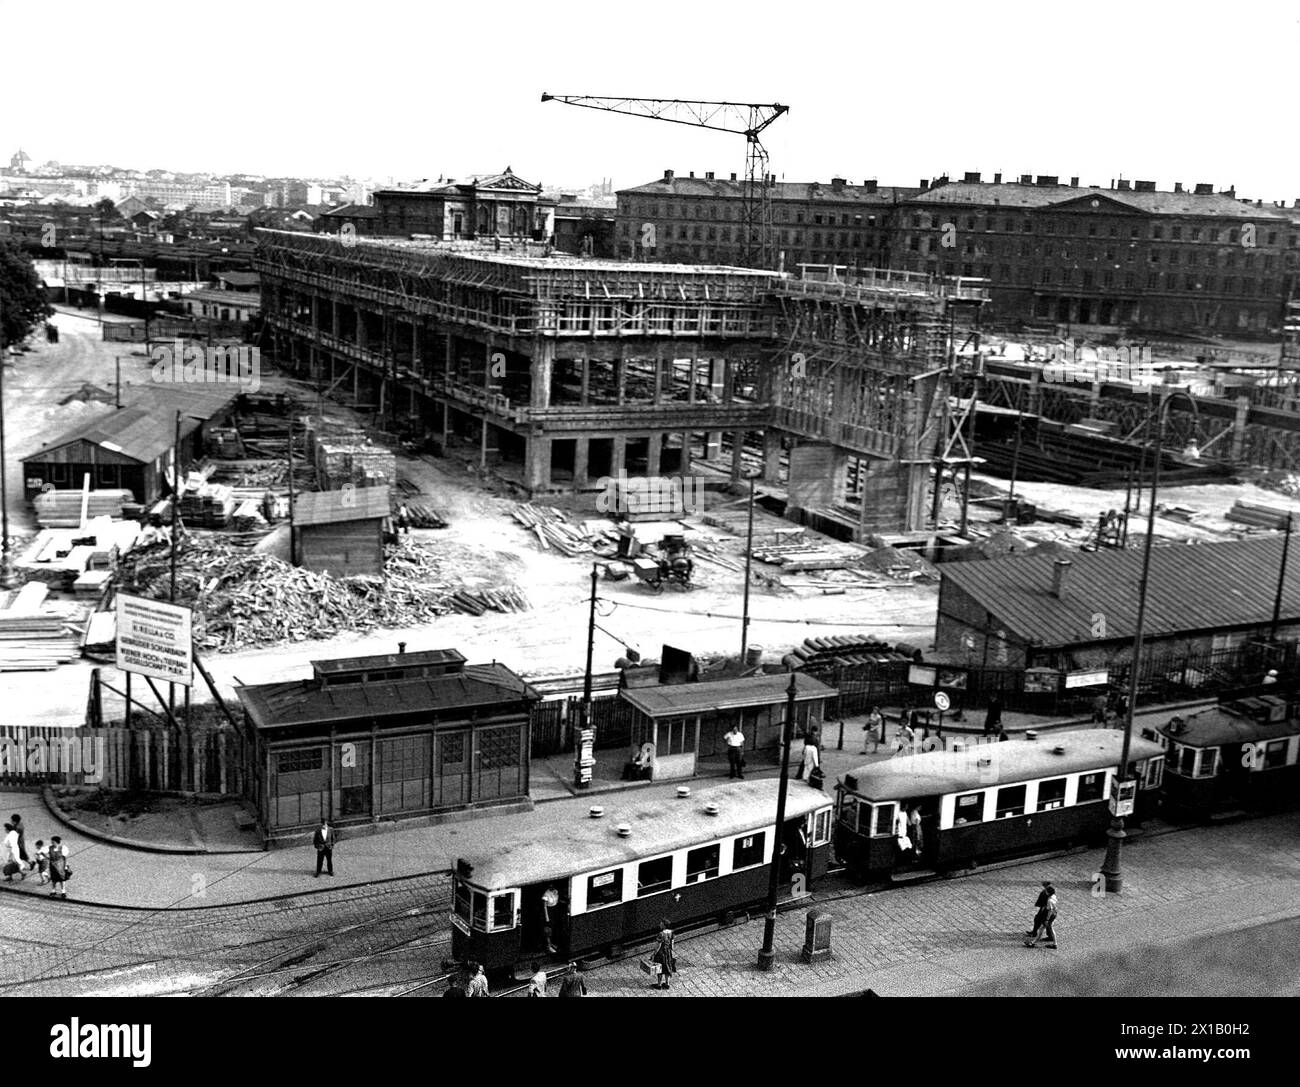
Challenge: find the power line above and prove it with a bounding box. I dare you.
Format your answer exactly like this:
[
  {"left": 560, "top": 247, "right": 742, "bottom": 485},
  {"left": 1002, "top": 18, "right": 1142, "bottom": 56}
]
[{"left": 598, "top": 597, "right": 932, "bottom": 628}]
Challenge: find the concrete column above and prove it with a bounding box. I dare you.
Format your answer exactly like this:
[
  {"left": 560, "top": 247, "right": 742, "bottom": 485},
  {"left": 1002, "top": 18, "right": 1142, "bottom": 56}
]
[
  {"left": 580, "top": 355, "right": 589, "bottom": 406},
  {"left": 688, "top": 347, "right": 698, "bottom": 404},
  {"left": 646, "top": 433, "right": 662, "bottom": 477},
  {"left": 679, "top": 431, "right": 692, "bottom": 475},
  {"left": 706, "top": 432, "right": 722, "bottom": 460},
  {"left": 411, "top": 322, "right": 421, "bottom": 376},
  {"left": 480, "top": 419, "right": 488, "bottom": 467},
  {"left": 442, "top": 401, "right": 450, "bottom": 446},
  {"left": 525, "top": 436, "right": 551, "bottom": 491},
  {"left": 531, "top": 340, "right": 554, "bottom": 410},
  {"left": 574, "top": 437, "right": 590, "bottom": 487},
  {"left": 722, "top": 358, "right": 734, "bottom": 403},
  {"left": 331, "top": 297, "right": 340, "bottom": 339},
  {"left": 730, "top": 430, "right": 745, "bottom": 481},
  {"left": 615, "top": 348, "right": 626, "bottom": 406},
  {"left": 311, "top": 295, "right": 320, "bottom": 333},
  {"left": 444, "top": 332, "right": 454, "bottom": 379},
  {"left": 356, "top": 307, "right": 367, "bottom": 351},
  {"left": 709, "top": 357, "right": 724, "bottom": 401},
  {"left": 762, "top": 430, "right": 782, "bottom": 483},
  {"left": 652, "top": 345, "right": 663, "bottom": 406},
  {"left": 611, "top": 435, "right": 627, "bottom": 476}
]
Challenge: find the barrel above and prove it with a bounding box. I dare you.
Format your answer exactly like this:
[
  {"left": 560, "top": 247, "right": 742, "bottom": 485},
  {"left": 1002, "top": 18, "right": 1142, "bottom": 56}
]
[{"left": 745, "top": 645, "right": 763, "bottom": 667}]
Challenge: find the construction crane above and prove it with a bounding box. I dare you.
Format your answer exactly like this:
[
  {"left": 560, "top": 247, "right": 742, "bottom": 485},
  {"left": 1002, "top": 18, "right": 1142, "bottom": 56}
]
[{"left": 540, "top": 94, "right": 789, "bottom": 269}]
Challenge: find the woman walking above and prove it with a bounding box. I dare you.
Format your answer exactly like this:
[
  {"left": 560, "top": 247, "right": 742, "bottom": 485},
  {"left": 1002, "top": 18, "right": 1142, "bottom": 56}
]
[
  {"left": 650, "top": 920, "right": 676, "bottom": 991},
  {"left": 2, "top": 823, "right": 24, "bottom": 881},
  {"left": 47, "top": 836, "right": 69, "bottom": 899}
]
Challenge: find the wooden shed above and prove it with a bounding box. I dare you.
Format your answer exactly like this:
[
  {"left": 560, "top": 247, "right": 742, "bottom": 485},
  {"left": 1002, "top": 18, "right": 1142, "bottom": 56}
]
[{"left": 292, "top": 485, "right": 389, "bottom": 576}]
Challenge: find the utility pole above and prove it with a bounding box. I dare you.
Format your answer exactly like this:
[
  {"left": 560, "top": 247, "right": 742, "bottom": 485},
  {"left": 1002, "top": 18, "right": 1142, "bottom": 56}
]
[
  {"left": 757, "top": 669, "right": 798, "bottom": 971},
  {"left": 287, "top": 412, "right": 296, "bottom": 563},
  {"left": 0, "top": 350, "right": 12, "bottom": 590},
  {"left": 740, "top": 474, "right": 755, "bottom": 668},
  {"left": 1270, "top": 512, "right": 1293, "bottom": 643},
  {"left": 115, "top": 356, "right": 122, "bottom": 409},
  {"left": 576, "top": 563, "right": 598, "bottom": 790}
]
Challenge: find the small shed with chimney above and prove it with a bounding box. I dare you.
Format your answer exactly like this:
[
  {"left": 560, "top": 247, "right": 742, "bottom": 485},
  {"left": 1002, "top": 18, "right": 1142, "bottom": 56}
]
[{"left": 934, "top": 536, "right": 1300, "bottom": 676}]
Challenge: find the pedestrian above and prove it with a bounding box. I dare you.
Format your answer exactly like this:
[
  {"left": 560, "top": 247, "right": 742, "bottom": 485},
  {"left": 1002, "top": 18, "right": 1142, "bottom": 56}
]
[
  {"left": 397, "top": 502, "right": 411, "bottom": 535},
  {"left": 528, "top": 961, "right": 548, "bottom": 997},
  {"left": 465, "top": 961, "right": 489, "bottom": 997},
  {"left": 557, "top": 962, "right": 588, "bottom": 997},
  {"left": 896, "top": 719, "right": 915, "bottom": 755},
  {"left": 795, "top": 732, "right": 820, "bottom": 781},
  {"left": 1024, "top": 881, "right": 1059, "bottom": 949},
  {"left": 907, "top": 804, "right": 924, "bottom": 855},
  {"left": 864, "top": 706, "right": 885, "bottom": 754},
  {"left": 984, "top": 695, "right": 1003, "bottom": 736},
  {"left": 312, "top": 817, "right": 336, "bottom": 877},
  {"left": 47, "top": 836, "right": 69, "bottom": 899},
  {"left": 892, "top": 806, "right": 914, "bottom": 866},
  {"left": 10, "top": 814, "right": 29, "bottom": 865},
  {"left": 2, "top": 823, "right": 24, "bottom": 881},
  {"left": 650, "top": 919, "right": 676, "bottom": 990},
  {"left": 725, "top": 722, "right": 746, "bottom": 780},
  {"left": 33, "top": 840, "right": 49, "bottom": 885},
  {"left": 1091, "top": 693, "right": 1108, "bottom": 725},
  {"left": 442, "top": 971, "right": 467, "bottom": 998}
]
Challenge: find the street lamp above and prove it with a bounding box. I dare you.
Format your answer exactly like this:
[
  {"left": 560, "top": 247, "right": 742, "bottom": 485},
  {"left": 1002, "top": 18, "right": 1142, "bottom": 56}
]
[
  {"left": 757, "top": 668, "right": 798, "bottom": 970},
  {"left": 1099, "top": 387, "right": 1198, "bottom": 893}
]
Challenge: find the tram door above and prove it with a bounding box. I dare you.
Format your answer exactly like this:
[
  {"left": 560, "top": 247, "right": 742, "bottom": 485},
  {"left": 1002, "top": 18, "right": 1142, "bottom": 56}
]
[
  {"left": 914, "top": 797, "right": 941, "bottom": 869},
  {"left": 521, "top": 883, "right": 569, "bottom": 958},
  {"left": 1221, "top": 744, "right": 1248, "bottom": 805}
]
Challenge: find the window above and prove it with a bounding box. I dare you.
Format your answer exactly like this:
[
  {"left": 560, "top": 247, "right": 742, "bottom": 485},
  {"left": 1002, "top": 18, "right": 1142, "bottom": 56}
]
[
  {"left": 278, "top": 748, "right": 323, "bottom": 774},
  {"left": 1145, "top": 758, "right": 1164, "bottom": 789},
  {"left": 686, "top": 844, "right": 720, "bottom": 883},
  {"left": 586, "top": 869, "right": 624, "bottom": 909},
  {"left": 1152, "top": 226, "right": 1163, "bottom": 239},
  {"left": 657, "top": 717, "right": 693, "bottom": 757},
  {"left": 1171, "top": 226, "right": 1182, "bottom": 239},
  {"left": 954, "top": 791, "right": 984, "bottom": 824},
  {"left": 49, "top": 463, "right": 69, "bottom": 485},
  {"left": 1267, "top": 231, "right": 1278, "bottom": 245},
  {"left": 995, "top": 784, "right": 1026, "bottom": 818},
  {"left": 637, "top": 856, "right": 674, "bottom": 897},
  {"left": 1190, "top": 228, "right": 1200, "bottom": 241},
  {"left": 1177, "top": 745, "right": 1196, "bottom": 776},
  {"left": 1197, "top": 748, "right": 1219, "bottom": 778},
  {"left": 1037, "top": 777, "right": 1067, "bottom": 811},
  {"left": 1264, "top": 740, "right": 1288, "bottom": 769},
  {"left": 1077, "top": 772, "right": 1104, "bottom": 802},
  {"left": 838, "top": 797, "right": 863, "bottom": 833},
  {"left": 813, "top": 808, "right": 832, "bottom": 845},
  {"left": 490, "top": 891, "right": 516, "bottom": 931},
  {"left": 1088, "top": 222, "right": 1097, "bottom": 236},
  {"left": 732, "top": 832, "right": 765, "bottom": 870},
  {"left": 472, "top": 889, "right": 488, "bottom": 929},
  {"left": 872, "top": 802, "right": 895, "bottom": 837}
]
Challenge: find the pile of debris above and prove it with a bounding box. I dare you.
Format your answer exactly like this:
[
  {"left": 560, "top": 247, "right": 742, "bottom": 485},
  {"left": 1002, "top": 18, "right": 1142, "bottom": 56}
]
[
  {"left": 858, "top": 545, "right": 941, "bottom": 581},
  {"left": 0, "top": 583, "right": 86, "bottom": 671},
  {"left": 512, "top": 503, "right": 618, "bottom": 556},
  {"left": 118, "top": 537, "right": 531, "bottom": 651}
]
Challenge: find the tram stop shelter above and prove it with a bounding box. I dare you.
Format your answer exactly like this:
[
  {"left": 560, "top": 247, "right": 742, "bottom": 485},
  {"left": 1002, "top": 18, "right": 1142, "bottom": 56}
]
[
  {"left": 619, "top": 672, "right": 835, "bottom": 780},
  {"left": 235, "top": 647, "right": 540, "bottom": 845}
]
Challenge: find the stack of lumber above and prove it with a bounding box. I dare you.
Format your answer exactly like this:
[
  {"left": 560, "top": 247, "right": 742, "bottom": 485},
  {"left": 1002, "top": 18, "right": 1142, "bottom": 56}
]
[
  {"left": 179, "top": 482, "right": 236, "bottom": 528},
  {"left": 689, "top": 541, "right": 742, "bottom": 572},
  {"left": 448, "top": 588, "right": 531, "bottom": 615},
  {"left": 0, "top": 583, "right": 84, "bottom": 671},
  {"left": 311, "top": 423, "right": 398, "bottom": 490},
  {"left": 1226, "top": 500, "right": 1294, "bottom": 530},
  {"left": 231, "top": 499, "right": 268, "bottom": 531},
  {"left": 512, "top": 504, "right": 618, "bottom": 555},
  {"left": 750, "top": 542, "right": 849, "bottom": 573},
  {"left": 34, "top": 489, "right": 133, "bottom": 528},
  {"left": 405, "top": 504, "right": 449, "bottom": 529}
]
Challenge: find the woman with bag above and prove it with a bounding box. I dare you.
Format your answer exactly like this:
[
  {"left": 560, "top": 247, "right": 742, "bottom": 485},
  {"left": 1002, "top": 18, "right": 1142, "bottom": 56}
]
[
  {"left": 2, "top": 823, "right": 24, "bottom": 881},
  {"left": 47, "top": 836, "right": 69, "bottom": 900},
  {"left": 650, "top": 920, "right": 676, "bottom": 991}
]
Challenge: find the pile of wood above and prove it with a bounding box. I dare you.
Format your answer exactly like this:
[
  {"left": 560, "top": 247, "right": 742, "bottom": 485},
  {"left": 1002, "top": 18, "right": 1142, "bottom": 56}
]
[
  {"left": 750, "top": 542, "right": 849, "bottom": 573},
  {"left": 0, "top": 583, "right": 85, "bottom": 671},
  {"left": 1226, "top": 500, "right": 1294, "bottom": 530},
  {"left": 179, "top": 482, "right": 236, "bottom": 528},
  {"left": 404, "top": 503, "right": 449, "bottom": 529},
  {"left": 34, "top": 489, "right": 134, "bottom": 528},
  {"left": 447, "top": 588, "right": 531, "bottom": 615},
  {"left": 512, "top": 504, "right": 618, "bottom": 556},
  {"left": 784, "top": 635, "right": 916, "bottom": 671}
]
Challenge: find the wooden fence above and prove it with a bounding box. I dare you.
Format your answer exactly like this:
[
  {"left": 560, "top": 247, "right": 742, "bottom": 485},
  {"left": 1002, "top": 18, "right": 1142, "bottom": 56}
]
[{"left": 529, "top": 694, "right": 638, "bottom": 759}]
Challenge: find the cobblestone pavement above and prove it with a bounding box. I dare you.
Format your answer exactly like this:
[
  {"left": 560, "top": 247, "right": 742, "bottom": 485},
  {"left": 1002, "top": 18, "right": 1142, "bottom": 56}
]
[{"left": 572, "top": 811, "right": 1300, "bottom": 997}]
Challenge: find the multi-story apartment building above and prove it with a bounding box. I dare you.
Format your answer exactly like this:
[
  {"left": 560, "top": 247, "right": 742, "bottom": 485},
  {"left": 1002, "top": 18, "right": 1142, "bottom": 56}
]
[
  {"left": 119, "top": 179, "right": 233, "bottom": 209},
  {"left": 616, "top": 171, "right": 919, "bottom": 269}
]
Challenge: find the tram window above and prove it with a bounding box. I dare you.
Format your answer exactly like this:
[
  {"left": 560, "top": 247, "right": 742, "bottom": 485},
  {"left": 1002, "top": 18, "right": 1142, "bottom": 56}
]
[
  {"left": 490, "top": 892, "right": 516, "bottom": 931},
  {"left": 995, "top": 784, "right": 1026, "bottom": 818},
  {"left": 686, "top": 844, "right": 720, "bottom": 883},
  {"left": 1037, "top": 777, "right": 1066, "bottom": 811},
  {"left": 732, "top": 832, "right": 766, "bottom": 871},
  {"left": 637, "top": 856, "right": 674, "bottom": 897},
  {"left": 838, "top": 797, "right": 861, "bottom": 831},
  {"left": 813, "top": 809, "right": 832, "bottom": 845},
  {"left": 872, "top": 803, "right": 896, "bottom": 837},
  {"left": 471, "top": 890, "right": 488, "bottom": 930},
  {"left": 1178, "top": 746, "right": 1196, "bottom": 777},
  {"left": 586, "top": 869, "right": 624, "bottom": 909},
  {"left": 1077, "top": 772, "right": 1104, "bottom": 802},
  {"left": 454, "top": 881, "right": 472, "bottom": 921},
  {"left": 1264, "top": 740, "right": 1287, "bottom": 769},
  {"left": 1145, "top": 759, "right": 1164, "bottom": 789},
  {"left": 954, "top": 791, "right": 984, "bottom": 824},
  {"left": 1196, "top": 749, "right": 1218, "bottom": 778}
]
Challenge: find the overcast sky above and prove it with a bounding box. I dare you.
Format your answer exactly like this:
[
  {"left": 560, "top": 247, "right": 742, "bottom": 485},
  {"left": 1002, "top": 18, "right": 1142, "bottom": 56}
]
[{"left": 2, "top": 0, "right": 1297, "bottom": 201}]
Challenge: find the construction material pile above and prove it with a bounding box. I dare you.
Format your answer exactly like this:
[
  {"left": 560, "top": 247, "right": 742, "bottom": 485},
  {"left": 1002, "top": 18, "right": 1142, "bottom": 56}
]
[
  {"left": 750, "top": 541, "right": 852, "bottom": 573},
  {"left": 15, "top": 519, "right": 137, "bottom": 586},
  {"left": 34, "top": 489, "right": 133, "bottom": 528},
  {"left": 1226, "top": 500, "right": 1293, "bottom": 530},
  {"left": 118, "top": 537, "right": 531, "bottom": 651},
  {"left": 512, "top": 503, "right": 619, "bottom": 556},
  {"left": 783, "top": 635, "right": 918, "bottom": 671},
  {"left": 858, "top": 546, "right": 941, "bottom": 580},
  {"left": 307, "top": 417, "right": 397, "bottom": 490},
  {"left": 179, "top": 482, "right": 236, "bottom": 528},
  {"left": 0, "top": 583, "right": 86, "bottom": 671}
]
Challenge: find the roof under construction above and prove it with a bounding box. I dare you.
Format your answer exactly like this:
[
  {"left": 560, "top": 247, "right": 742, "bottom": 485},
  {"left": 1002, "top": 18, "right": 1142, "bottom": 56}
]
[{"left": 291, "top": 485, "right": 391, "bottom": 527}]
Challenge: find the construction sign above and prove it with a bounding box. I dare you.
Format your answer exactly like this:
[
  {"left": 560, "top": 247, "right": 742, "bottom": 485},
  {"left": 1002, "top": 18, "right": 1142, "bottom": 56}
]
[{"left": 115, "top": 594, "right": 194, "bottom": 687}]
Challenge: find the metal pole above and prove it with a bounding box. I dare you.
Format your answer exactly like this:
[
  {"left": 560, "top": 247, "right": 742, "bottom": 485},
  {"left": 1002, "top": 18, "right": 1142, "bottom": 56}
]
[
  {"left": 116, "top": 356, "right": 122, "bottom": 409},
  {"left": 0, "top": 348, "right": 12, "bottom": 590},
  {"left": 1100, "top": 393, "right": 1168, "bottom": 894},
  {"left": 740, "top": 475, "right": 755, "bottom": 667},
  {"left": 287, "top": 411, "right": 296, "bottom": 563},
  {"left": 576, "top": 562, "right": 598, "bottom": 790},
  {"left": 757, "top": 670, "right": 798, "bottom": 970},
  {"left": 1271, "top": 513, "right": 1293, "bottom": 642},
  {"left": 170, "top": 410, "right": 181, "bottom": 601},
  {"left": 1008, "top": 397, "right": 1025, "bottom": 505}
]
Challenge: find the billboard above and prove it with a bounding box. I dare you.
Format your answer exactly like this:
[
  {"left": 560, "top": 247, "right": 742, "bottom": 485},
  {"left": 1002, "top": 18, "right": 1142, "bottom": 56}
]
[{"left": 115, "top": 594, "right": 194, "bottom": 687}]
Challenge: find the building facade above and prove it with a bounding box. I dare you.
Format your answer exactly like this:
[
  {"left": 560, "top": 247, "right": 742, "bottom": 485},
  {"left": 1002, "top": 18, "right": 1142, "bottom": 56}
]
[{"left": 373, "top": 168, "right": 556, "bottom": 242}]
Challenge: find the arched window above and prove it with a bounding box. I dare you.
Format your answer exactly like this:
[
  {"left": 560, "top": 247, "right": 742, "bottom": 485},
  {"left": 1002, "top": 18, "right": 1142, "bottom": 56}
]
[{"left": 477, "top": 206, "right": 490, "bottom": 235}]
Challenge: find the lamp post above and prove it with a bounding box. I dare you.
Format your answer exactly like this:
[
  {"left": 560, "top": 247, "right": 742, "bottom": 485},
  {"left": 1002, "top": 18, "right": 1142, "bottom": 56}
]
[
  {"left": 757, "top": 669, "right": 798, "bottom": 970},
  {"left": 1099, "top": 388, "right": 1197, "bottom": 894},
  {"left": 0, "top": 348, "right": 13, "bottom": 590}
]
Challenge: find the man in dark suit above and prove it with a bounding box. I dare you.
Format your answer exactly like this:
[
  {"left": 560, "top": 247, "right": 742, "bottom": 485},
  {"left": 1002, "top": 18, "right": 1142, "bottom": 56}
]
[{"left": 313, "top": 818, "right": 336, "bottom": 876}]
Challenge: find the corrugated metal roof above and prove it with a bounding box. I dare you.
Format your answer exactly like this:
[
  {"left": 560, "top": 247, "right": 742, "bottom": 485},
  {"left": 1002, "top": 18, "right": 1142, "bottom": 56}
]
[
  {"left": 911, "top": 181, "right": 1289, "bottom": 221},
  {"left": 839, "top": 732, "right": 1165, "bottom": 803},
  {"left": 460, "top": 779, "right": 832, "bottom": 891},
  {"left": 23, "top": 405, "right": 200, "bottom": 465},
  {"left": 236, "top": 662, "right": 538, "bottom": 730},
  {"left": 939, "top": 537, "right": 1300, "bottom": 648},
  {"left": 1159, "top": 704, "right": 1300, "bottom": 748},
  {"left": 622, "top": 672, "right": 834, "bottom": 718},
  {"left": 292, "top": 485, "right": 391, "bottom": 526}
]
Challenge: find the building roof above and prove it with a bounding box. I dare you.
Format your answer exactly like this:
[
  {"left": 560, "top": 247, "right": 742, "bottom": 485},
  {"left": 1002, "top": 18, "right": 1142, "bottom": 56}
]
[
  {"left": 376, "top": 168, "right": 545, "bottom": 199},
  {"left": 183, "top": 288, "right": 262, "bottom": 307},
  {"left": 214, "top": 270, "right": 261, "bottom": 287},
  {"left": 621, "top": 671, "right": 834, "bottom": 718},
  {"left": 839, "top": 732, "right": 1166, "bottom": 803},
  {"left": 458, "top": 778, "right": 832, "bottom": 892},
  {"left": 939, "top": 536, "right": 1300, "bottom": 648},
  {"left": 319, "top": 203, "right": 378, "bottom": 219},
  {"left": 22, "top": 404, "right": 200, "bottom": 465},
  {"left": 910, "top": 180, "right": 1290, "bottom": 221},
  {"left": 619, "top": 176, "right": 920, "bottom": 205},
  {"left": 1159, "top": 702, "right": 1300, "bottom": 749},
  {"left": 292, "top": 485, "right": 391, "bottom": 527},
  {"left": 312, "top": 648, "right": 466, "bottom": 676},
  {"left": 236, "top": 661, "right": 539, "bottom": 731},
  {"left": 123, "top": 382, "right": 242, "bottom": 422}
]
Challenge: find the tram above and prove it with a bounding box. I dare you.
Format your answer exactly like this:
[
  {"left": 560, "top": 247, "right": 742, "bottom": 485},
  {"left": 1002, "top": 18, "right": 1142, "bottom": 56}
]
[
  {"left": 834, "top": 731, "right": 1165, "bottom": 882},
  {"left": 1157, "top": 694, "right": 1300, "bottom": 820},
  {"left": 450, "top": 779, "right": 833, "bottom": 975}
]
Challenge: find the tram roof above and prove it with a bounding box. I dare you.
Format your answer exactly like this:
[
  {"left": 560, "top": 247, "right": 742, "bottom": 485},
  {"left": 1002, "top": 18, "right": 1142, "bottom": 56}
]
[
  {"left": 838, "top": 732, "right": 1166, "bottom": 803},
  {"left": 1159, "top": 707, "right": 1300, "bottom": 748},
  {"left": 456, "top": 779, "right": 832, "bottom": 891}
]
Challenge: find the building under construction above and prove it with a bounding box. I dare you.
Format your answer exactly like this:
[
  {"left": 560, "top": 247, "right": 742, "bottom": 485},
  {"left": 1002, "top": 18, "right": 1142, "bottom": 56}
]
[{"left": 255, "top": 230, "right": 986, "bottom": 537}]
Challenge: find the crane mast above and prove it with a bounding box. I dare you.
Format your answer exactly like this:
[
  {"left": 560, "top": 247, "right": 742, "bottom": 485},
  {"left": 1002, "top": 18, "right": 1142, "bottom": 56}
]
[{"left": 541, "top": 94, "right": 789, "bottom": 269}]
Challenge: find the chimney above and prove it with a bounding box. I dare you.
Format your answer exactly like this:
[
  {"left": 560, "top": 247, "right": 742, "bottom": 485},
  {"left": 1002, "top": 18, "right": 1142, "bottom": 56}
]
[
  {"left": 1070, "top": 176, "right": 1079, "bottom": 187},
  {"left": 963, "top": 171, "right": 981, "bottom": 183},
  {"left": 705, "top": 171, "right": 715, "bottom": 180},
  {"left": 730, "top": 172, "right": 737, "bottom": 181},
  {"left": 663, "top": 169, "right": 674, "bottom": 180},
  {"left": 993, "top": 172, "right": 1002, "bottom": 183},
  {"left": 864, "top": 179, "right": 878, "bottom": 193},
  {"left": 688, "top": 171, "right": 695, "bottom": 178},
  {"left": 1194, "top": 182, "right": 1213, "bottom": 195},
  {"left": 398, "top": 641, "right": 406, "bottom": 654},
  {"left": 1174, "top": 182, "right": 1183, "bottom": 193},
  {"left": 1116, "top": 179, "right": 1131, "bottom": 191},
  {"left": 831, "top": 177, "right": 846, "bottom": 191},
  {"left": 1135, "top": 180, "right": 1156, "bottom": 192},
  {"left": 1036, "top": 175, "right": 1058, "bottom": 186},
  {"left": 1019, "top": 174, "right": 1032, "bottom": 184},
  {"left": 1050, "top": 558, "right": 1072, "bottom": 599},
  {"left": 920, "top": 179, "right": 929, "bottom": 189}
]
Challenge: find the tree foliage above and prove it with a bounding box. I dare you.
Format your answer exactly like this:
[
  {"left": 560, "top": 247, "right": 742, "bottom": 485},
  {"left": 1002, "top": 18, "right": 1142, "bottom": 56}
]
[{"left": 0, "top": 239, "right": 53, "bottom": 349}]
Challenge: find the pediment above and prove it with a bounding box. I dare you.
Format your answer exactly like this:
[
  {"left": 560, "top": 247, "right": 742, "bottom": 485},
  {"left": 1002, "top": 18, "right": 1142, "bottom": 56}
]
[{"left": 1045, "top": 193, "right": 1142, "bottom": 215}]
